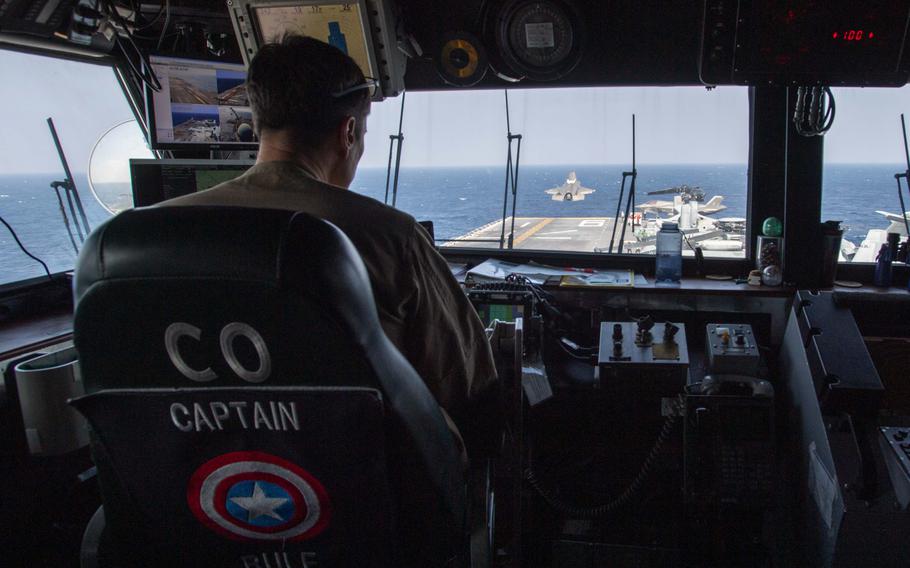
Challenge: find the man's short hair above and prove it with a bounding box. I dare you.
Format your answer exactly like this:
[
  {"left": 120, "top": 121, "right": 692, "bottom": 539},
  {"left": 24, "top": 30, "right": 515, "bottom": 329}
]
[{"left": 246, "top": 35, "right": 370, "bottom": 148}]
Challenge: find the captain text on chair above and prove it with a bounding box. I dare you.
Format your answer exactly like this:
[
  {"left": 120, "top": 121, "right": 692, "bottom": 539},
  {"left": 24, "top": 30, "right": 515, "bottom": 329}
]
[{"left": 71, "top": 206, "right": 472, "bottom": 567}]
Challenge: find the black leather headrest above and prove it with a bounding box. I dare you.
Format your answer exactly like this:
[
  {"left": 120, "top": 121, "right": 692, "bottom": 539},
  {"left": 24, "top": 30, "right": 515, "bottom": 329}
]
[{"left": 75, "top": 206, "right": 381, "bottom": 339}]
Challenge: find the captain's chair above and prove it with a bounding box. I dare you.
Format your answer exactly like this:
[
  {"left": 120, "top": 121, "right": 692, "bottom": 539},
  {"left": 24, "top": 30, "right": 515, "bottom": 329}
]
[{"left": 71, "top": 207, "right": 476, "bottom": 567}]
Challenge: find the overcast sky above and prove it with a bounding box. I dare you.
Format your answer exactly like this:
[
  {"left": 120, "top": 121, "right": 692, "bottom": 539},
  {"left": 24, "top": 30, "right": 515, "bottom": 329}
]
[{"left": 2, "top": 49, "right": 910, "bottom": 175}]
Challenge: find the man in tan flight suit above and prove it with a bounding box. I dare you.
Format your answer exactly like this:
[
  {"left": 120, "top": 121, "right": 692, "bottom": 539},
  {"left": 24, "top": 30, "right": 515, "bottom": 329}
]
[{"left": 163, "top": 35, "right": 497, "bottom": 459}]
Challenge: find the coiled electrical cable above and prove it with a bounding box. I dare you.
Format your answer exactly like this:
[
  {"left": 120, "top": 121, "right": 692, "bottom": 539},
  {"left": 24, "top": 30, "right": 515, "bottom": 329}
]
[
  {"left": 793, "top": 86, "right": 836, "bottom": 137},
  {"left": 524, "top": 393, "right": 685, "bottom": 518}
]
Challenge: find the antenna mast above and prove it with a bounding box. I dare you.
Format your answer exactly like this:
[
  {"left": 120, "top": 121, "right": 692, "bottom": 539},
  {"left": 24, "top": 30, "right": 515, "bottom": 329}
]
[
  {"left": 498, "top": 91, "right": 523, "bottom": 249},
  {"left": 47, "top": 117, "right": 91, "bottom": 253},
  {"left": 609, "top": 115, "right": 639, "bottom": 254},
  {"left": 894, "top": 113, "right": 910, "bottom": 236},
  {"left": 384, "top": 91, "right": 407, "bottom": 206}
]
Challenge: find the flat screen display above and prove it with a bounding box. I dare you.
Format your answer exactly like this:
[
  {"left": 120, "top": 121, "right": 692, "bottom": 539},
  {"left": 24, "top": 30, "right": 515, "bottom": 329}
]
[
  {"left": 130, "top": 159, "right": 254, "bottom": 207},
  {"left": 474, "top": 303, "right": 525, "bottom": 327},
  {"left": 252, "top": 2, "right": 376, "bottom": 78},
  {"left": 147, "top": 56, "right": 258, "bottom": 149}
]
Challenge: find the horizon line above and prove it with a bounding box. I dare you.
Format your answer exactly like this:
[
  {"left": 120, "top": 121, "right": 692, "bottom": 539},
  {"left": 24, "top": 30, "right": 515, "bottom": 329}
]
[{"left": 4, "top": 162, "right": 909, "bottom": 176}]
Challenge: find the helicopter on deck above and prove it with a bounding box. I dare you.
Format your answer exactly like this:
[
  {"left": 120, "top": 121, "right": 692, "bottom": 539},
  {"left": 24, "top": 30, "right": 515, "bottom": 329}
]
[{"left": 636, "top": 185, "right": 727, "bottom": 219}]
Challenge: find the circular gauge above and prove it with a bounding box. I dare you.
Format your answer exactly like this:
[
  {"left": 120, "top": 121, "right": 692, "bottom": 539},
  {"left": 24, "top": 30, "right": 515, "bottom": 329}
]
[
  {"left": 437, "top": 32, "right": 488, "bottom": 87},
  {"left": 496, "top": 0, "right": 583, "bottom": 81}
]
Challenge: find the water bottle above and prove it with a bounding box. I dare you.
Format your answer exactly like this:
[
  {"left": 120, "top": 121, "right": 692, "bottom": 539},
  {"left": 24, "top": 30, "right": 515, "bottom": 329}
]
[
  {"left": 874, "top": 232, "right": 900, "bottom": 287},
  {"left": 656, "top": 222, "right": 682, "bottom": 284}
]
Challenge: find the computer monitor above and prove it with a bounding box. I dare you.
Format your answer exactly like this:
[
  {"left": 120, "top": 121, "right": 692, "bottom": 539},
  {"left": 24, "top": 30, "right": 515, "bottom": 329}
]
[
  {"left": 130, "top": 159, "right": 254, "bottom": 207},
  {"left": 146, "top": 56, "right": 258, "bottom": 150},
  {"left": 228, "top": 0, "right": 406, "bottom": 100}
]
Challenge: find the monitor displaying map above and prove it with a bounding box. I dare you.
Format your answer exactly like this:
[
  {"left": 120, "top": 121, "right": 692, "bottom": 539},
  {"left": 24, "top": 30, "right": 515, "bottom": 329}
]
[{"left": 252, "top": 2, "right": 376, "bottom": 79}]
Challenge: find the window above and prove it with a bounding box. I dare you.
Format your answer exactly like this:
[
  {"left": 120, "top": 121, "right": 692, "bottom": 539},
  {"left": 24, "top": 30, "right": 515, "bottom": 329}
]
[
  {"left": 823, "top": 86, "right": 910, "bottom": 263},
  {"left": 0, "top": 50, "right": 141, "bottom": 286},
  {"left": 353, "top": 86, "right": 749, "bottom": 258}
]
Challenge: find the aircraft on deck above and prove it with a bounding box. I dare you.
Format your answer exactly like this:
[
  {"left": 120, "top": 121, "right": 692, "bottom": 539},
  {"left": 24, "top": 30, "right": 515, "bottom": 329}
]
[{"left": 636, "top": 194, "right": 727, "bottom": 216}]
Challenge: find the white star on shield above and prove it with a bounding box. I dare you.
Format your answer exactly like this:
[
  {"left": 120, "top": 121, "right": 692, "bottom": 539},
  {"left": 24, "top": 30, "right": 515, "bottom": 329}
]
[{"left": 229, "top": 482, "right": 289, "bottom": 522}]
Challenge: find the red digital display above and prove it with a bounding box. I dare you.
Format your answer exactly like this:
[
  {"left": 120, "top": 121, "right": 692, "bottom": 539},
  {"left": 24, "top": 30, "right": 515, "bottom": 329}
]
[
  {"left": 739, "top": 0, "right": 909, "bottom": 82},
  {"left": 833, "top": 30, "right": 875, "bottom": 41}
]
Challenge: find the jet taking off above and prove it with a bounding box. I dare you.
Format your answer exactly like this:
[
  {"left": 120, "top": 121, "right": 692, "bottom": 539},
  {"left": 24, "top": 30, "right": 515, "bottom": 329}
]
[{"left": 545, "top": 171, "right": 596, "bottom": 201}]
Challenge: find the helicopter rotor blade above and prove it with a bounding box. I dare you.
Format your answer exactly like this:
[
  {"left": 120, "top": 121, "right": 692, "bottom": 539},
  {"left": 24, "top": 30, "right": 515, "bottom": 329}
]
[{"left": 647, "top": 187, "right": 682, "bottom": 195}]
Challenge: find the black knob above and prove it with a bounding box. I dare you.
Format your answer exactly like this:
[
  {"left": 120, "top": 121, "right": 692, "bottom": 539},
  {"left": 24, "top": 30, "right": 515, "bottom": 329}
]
[
  {"left": 712, "top": 23, "right": 726, "bottom": 38},
  {"left": 710, "top": 46, "right": 725, "bottom": 62}
]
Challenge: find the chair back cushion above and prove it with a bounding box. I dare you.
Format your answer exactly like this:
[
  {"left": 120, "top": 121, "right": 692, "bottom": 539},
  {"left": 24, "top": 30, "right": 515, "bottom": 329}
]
[
  {"left": 73, "top": 207, "right": 466, "bottom": 566},
  {"left": 72, "top": 387, "right": 393, "bottom": 566}
]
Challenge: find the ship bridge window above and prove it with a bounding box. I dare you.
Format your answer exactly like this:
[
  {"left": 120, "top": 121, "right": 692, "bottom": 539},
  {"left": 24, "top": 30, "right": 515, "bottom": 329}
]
[
  {"left": 822, "top": 85, "right": 910, "bottom": 264},
  {"left": 0, "top": 50, "right": 142, "bottom": 287},
  {"left": 354, "top": 86, "right": 749, "bottom": 258}
]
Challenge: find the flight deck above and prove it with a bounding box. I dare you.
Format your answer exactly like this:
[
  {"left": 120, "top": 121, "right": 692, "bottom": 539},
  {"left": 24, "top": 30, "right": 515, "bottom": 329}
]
[{"left": 447, "top": 216, "right": 635, "bottom": 252}]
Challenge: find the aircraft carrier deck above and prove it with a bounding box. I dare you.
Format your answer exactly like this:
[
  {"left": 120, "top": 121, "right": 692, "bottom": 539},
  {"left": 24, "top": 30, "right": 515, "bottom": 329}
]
[{"left": 444, "top": 216, "right": 636, "bottom": 252}]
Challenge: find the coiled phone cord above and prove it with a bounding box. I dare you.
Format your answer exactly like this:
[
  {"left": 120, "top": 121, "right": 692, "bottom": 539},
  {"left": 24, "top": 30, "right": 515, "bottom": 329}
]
[{"left": 524, "top": 393, "right": 685, "bottom": 519}]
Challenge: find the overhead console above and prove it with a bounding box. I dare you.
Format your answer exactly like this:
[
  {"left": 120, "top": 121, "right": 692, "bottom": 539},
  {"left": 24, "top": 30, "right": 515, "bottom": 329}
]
[
  {"left": 227, "top": 0, "right": 407, "bottom": 99},
  {"left": 700, "top": 0, "right": 910, "bottom": 86},
  {"left": 5, "top": 2, "right": 910, "bottom": 90}
]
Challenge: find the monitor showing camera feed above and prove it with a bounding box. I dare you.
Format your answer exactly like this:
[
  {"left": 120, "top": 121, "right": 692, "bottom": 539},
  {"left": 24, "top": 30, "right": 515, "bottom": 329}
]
[
  {"left": 474, "top": 303, "right": 526, "bottom": 327},
  {"left": 147, "top": 56, "right": 258, "bottom": 149},
  {"left": 130, "top": 159, "right": 254, "bottom": 206},
  {"left": 251, "top": 2, "right": 376, "bottom": 79}
]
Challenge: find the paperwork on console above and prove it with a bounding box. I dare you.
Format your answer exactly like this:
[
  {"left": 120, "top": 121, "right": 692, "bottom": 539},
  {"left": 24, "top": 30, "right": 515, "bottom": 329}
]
[{"left": 465, "top": 258, "right": 647, "bottom": 286}]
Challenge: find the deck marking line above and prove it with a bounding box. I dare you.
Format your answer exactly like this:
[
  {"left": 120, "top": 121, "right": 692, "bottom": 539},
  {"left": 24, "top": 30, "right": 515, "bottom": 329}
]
[{"left": 513, "top": 218, "right": 554, "bottom": 246}]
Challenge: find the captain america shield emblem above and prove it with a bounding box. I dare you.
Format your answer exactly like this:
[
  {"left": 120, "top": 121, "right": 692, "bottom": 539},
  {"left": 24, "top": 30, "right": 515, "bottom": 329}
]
[{"left": 187, "top": 451, "right": 331, "bottom": 541}]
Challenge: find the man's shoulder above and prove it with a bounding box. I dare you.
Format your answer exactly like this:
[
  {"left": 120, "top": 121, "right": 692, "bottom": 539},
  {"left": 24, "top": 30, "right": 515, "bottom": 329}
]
[
  {"left": 156, "top": 174, "right": 250, "bottom": 207},
  {"left": 158, "top": 162, "right": 418, "bottom": 234},
  {"left": 332, "top": 186, "right": 418, "bottom": 232},
  {"left": 277, "top": 168, "right": 419, "bottom": 240}
]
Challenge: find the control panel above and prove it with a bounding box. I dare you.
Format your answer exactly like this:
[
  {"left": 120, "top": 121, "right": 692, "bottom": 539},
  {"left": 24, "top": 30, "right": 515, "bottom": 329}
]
[
  {"left": 597, "top": 320, "right": 689, "bottom": 416},
  {"left": 706, "top": 323, "right": 760, "bottom": 376},
  {"left": 686, "top": 322, "right": 773, "bottom": 511},
  {"left": 699, "top": 0, "right": 910, "bottom": 86},
  {"left": 879, "top": 427, "right": 910, "bottom": 510},
  {"left": 698, "top": 0, "right": 739, "bottom": 85},
  {"left": 685, "top": 388, "right": 774, "bottom": 509},
  {"left": 0, "top": 0, "right": 76, "bottom": 36},
  {"left": 598, "top": 320, "right": 689, "bottom": 367},
  {"left": 468, "top": 282, "right": 537, "bottom": 327}
]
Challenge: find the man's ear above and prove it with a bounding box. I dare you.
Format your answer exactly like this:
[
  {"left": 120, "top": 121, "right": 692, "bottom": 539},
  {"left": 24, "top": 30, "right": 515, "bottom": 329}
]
[{"left": 338, "top": 116, "right": 357, "bottom": 155}]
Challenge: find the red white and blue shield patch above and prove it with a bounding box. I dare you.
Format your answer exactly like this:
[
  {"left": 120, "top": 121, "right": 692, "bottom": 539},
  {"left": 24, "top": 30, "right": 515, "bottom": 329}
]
[{"left": 187, "top": 451, "right": 331, "bottom": 541}]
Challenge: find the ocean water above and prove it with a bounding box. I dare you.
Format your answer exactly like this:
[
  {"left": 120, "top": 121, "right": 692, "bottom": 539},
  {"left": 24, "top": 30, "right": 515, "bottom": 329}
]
[
  {"left": 350, "top": 165, "right": 751, "bottom": 243},
  {"left": 0, "top": 164, "right": 905, "bottom": 285},
  {"left": 0, "top": 173, "right": 112, "bottom": 286}
]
